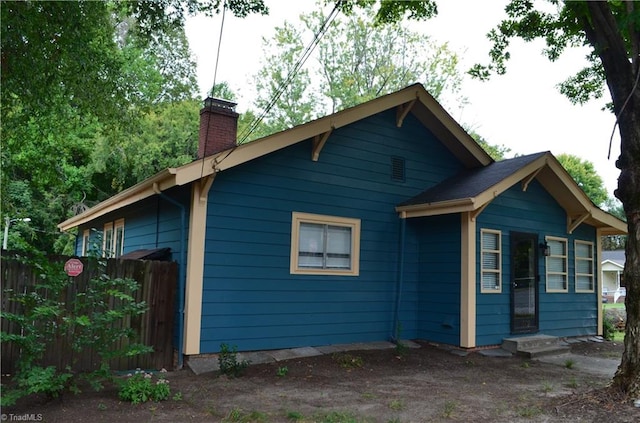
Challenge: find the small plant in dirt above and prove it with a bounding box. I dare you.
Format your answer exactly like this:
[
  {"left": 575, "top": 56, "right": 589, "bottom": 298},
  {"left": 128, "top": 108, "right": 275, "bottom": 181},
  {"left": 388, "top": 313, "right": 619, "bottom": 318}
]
[
  {"left": 222, "top": 408, "right": 268, "bottom": 422},
  {"left": 286, "top": 410, "right": 304, "bottom": 421},
  {"left": 517, "top": 406, "right": 543, "bottom": 417},
  {"left": 389, "top": 398, "right": 404, "bottom": 410},
  {"left": 442, "top": 400, "right": 457, "bottom": 418},
  {"left": 566, "top": 377, "right": 579, "bottom": 389},
  {"left": 333, "top": 353, "right": 364, "bottom": 369},
  {"left": 564, "top": 358, "right": 575, "bottom": 369},
  {"left": 521, "top": 361, "right": 530, "bottom": 369},
  {"left": 118, "top": 369, "right": 170, "bottom": 404},
  {"left": 218, "top": 343, "right": 249, "bottom": 377},
  {"left": 277, "top": 366, "right": 289, "bottom": 377},
  {"left": 541, "top": 381, "right": 554, "bottom": 393}
]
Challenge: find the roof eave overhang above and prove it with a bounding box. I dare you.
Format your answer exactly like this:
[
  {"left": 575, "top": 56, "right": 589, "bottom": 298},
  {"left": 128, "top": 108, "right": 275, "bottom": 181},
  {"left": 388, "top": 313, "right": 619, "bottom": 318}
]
[
  {"left": 396, "top": 198, "right": 476, "bottom": 218},
  {"left": 58, "top": 169, "right": 179, "bottom": 231}
]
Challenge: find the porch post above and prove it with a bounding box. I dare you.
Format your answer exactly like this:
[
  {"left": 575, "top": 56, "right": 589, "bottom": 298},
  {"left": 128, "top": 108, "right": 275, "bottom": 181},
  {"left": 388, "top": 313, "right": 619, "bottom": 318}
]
[
  {"left": 596, "top": 228, "right": 603, "bottom": 336},
  {"left": 460, "top": 212, "right": 476, "bottom": 348}
]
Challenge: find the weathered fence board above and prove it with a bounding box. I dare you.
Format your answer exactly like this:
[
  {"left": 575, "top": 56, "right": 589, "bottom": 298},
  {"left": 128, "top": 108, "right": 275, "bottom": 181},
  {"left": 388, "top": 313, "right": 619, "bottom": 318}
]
[{"left": 1, "top": 254, "right": 176, "bottom": 373}]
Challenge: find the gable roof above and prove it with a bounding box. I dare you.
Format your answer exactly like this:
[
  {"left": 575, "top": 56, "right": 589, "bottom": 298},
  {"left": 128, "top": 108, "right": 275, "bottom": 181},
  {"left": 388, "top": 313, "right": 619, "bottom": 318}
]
[
  {"left": 395, "top": 151, "right": 627, "bottom": 236},
  {"left": 58, "top": 84, "right": 492, "bottom": 231},
  {"left": 602, "top": 250, "right": 626, "bottom": 266}
]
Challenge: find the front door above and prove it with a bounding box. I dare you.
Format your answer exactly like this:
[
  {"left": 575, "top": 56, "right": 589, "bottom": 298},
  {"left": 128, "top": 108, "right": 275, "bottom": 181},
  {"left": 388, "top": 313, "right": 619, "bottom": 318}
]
[{"left": 511, "top": 232, "right": 539, "bottom": 333}]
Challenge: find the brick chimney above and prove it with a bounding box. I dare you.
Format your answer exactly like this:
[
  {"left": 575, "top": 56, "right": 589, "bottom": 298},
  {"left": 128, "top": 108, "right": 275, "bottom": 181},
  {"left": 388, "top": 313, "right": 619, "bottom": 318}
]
[{"left": 198, "top": 97, "right": 239, "bottom": 158}]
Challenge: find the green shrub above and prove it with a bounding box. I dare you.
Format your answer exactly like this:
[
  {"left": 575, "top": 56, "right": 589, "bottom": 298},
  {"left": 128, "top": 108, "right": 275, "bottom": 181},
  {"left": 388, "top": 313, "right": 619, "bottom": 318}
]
[
  {"left": 0, "top": 251, "right": 152, "bottom": 405},
  {"left": 218, "top": 343, "right": 249, "bottom": 377},
  {"left": 603, "top": 317, "right": 615, "bottom": 341},
  {"left": 118, "top": 370, "right": 170, "bottom": 404}
]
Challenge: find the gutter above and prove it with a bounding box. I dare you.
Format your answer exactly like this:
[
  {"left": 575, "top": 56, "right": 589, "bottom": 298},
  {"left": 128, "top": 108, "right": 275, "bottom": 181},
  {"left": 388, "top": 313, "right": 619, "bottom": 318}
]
[
  {"left": 392, "top": 218, "right": 407, "bottom": 342},
  {"left": 153, "top": 183, "right": 187, "bottom": 369}
]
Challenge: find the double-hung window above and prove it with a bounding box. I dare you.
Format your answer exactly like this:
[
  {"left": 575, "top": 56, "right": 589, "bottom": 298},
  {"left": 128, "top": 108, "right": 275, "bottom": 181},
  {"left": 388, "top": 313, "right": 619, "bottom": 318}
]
[
  {"left": 290, "top": 212, "right": 360, "bottom": 276},
  {"left": 102, "top": 219, "right": 125, "bottom": 258},
  {"left": 480, "top": 229, "right": 501, "bottom": 293},
  {"left": 575, "top": 240, "right": 594, "bottom": 292},
  {"left": 546, "top": 237, "right": 568, "bottom": 292},
  {"left": 81, "top": 229, "right": 90, "bottom": 256}
]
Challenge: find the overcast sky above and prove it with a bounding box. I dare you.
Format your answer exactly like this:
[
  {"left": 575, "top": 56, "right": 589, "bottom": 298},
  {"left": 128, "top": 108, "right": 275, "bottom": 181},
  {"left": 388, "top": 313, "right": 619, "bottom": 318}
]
[{"left": 185, "top": 0, "right": 621, "bottom": 199}]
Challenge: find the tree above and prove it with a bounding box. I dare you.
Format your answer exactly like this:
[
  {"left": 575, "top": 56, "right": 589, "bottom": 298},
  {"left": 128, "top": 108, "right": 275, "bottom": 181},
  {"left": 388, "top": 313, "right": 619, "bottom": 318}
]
[
  {"left": 1, "top": 1, "right": 251, "bottom": 252},
  {"left": 247, "top": 5, "right": 466, "bottom": 138},
  {"left": 556, "top": 154, "right": 609, "bottom": 207},
  {"left": 346, "top": 0, "right": 639, "bottom": 398}
]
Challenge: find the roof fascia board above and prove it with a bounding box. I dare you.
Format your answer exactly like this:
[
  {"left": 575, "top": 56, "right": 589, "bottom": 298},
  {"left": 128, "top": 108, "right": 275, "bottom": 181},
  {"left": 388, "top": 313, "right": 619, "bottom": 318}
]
[
  {"left": 396, "top": 198, "right": 475, "bottom": 218},
  {"left": 58, "top": 169, "right": 177, "bottom": 231}
]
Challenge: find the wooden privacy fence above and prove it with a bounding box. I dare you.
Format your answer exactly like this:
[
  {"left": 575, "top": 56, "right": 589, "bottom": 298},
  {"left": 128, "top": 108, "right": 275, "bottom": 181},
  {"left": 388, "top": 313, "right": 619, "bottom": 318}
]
[{"left": 1, "top": 254, "right": 176, "bottom": 373}]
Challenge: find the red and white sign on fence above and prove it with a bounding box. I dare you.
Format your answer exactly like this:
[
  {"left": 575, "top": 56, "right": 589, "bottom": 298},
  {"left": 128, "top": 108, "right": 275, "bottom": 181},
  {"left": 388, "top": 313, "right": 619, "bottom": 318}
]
[{"left": 64, "top": 258, "right": 84, "bottom": 277}]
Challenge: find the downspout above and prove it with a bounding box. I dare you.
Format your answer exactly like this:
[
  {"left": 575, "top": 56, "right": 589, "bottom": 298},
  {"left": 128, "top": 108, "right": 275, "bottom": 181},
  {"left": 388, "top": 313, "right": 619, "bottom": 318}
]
[
  {"left": 153, "top": 184, "right": 187, "bottom": 369},
  {"left": 392, "top": 216, "right": 407, "bottom": 342}
]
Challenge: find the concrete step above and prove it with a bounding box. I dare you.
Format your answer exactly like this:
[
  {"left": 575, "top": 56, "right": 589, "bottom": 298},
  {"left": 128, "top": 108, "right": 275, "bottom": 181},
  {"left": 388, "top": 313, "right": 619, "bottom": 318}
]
[{"left": 502, "top": 335, "right": 569, "bottom": 358}]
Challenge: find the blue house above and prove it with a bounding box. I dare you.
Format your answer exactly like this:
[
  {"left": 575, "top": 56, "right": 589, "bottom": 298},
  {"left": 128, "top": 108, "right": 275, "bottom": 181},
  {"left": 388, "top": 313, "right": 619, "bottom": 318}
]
[{"left": 58, "top": 84, "right": 626, "bottom": 363}]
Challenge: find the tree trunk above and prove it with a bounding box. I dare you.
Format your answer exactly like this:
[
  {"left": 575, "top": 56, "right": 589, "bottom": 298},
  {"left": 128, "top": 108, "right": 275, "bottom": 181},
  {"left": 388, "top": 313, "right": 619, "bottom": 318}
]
[{"left": 583, "top": 2, "right": 640, "bottom": 398}]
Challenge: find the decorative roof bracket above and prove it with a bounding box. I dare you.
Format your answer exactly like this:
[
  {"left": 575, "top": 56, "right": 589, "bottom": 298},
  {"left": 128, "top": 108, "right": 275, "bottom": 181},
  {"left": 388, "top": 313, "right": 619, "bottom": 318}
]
[
  {"left": 312, "top": 129, "right": 333, "bottom": 161},
  {"left": 521, "top": 168, "right": 542, "bottom": 191},
  {"left": 396, "top": 99, "right": 417, "bottom": 128},
  {"left": 567, "top": 213, "right": 590, "bottom": 234}
]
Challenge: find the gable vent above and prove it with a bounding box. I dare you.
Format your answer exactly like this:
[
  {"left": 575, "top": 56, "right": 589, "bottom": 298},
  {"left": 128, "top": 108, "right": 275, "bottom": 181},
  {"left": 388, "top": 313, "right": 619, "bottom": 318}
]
[{"left": 391, "top": 156, "right": 406, "bottom": 182}]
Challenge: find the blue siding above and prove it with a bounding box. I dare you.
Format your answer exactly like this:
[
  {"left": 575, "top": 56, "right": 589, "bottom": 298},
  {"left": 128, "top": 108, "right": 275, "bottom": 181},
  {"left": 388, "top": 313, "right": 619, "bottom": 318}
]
[
  {"left": 414, "top": 214, "right": 461, "bottom": 345},
  {"left": 475, "top": 180, "right": 599, "bottom": 346},
  {"left": 75, "top": 185, "right": 190, "bottom": 348},
  {"left": 199, "top": 110, "right": 465, "bottom": 353}
]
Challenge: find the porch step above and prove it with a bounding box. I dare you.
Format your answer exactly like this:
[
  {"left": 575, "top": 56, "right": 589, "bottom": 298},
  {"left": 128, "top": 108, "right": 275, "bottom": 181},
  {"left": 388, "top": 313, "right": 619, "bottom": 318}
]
[{"left": 502, "top": 335, "right": 570, "bottom": 358}]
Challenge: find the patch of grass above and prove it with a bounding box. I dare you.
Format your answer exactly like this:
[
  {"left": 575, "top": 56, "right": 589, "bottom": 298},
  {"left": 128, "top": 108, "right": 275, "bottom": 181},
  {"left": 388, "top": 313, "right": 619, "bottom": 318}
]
[
  {"left": 603, "top": 303, "right": 626, "bottom": 310},
  {"left": 361, "top": 392, "right": 376, "bottom": 399},
  {"left": 517, "top": 406, "right": 543, "bottom": 417},
  {"left": 442, "top": 400, "right": 457, "bottom": 418},
  {"left": 613, "top": 331, "right": 625, "bottom": 342},
  {"left": 222, "top": 408, "right": 269, "bottom": 422},
  {"left": 541, "top": 381, "right": 554, "bottom": 393},
  {"left": 314, "top": 411, "right": 361, "bottom": 423},
  {"left": 97, "top": 402, "right": 107, "bottom": 411},
  {"left": 564, "top": 359, "right": 576, "bottom": 369},
  {"left": 566, "top": 378, "right": 579, "bottom": 389},
  {"left": 332, "top": 353, "right": 364, "bottom": 369},
  {"left": 521, "top": 361, "right": 530, "bottom": 369},
  {"left": 286, "top": 410, "right": 304, "bottom": 421},
  {"left": 388, "top": 399, "right": 404, "bottom": 410}
]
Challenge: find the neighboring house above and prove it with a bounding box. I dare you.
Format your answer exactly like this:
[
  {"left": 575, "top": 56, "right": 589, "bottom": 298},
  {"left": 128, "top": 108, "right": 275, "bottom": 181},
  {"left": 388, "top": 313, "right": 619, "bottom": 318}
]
[
  {"left": 602, "top": 250, "right": 626, "bottom": 303},
  {"left": 58, "top": 84, "right": 626, "bottom": 364}
]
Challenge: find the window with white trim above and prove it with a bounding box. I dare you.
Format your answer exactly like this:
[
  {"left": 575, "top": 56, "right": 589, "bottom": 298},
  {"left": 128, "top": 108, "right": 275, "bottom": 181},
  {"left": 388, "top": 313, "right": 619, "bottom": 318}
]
[
  {"left": 546, "top": 237, "right": 568, "bottom": 292},
  {"left": 81, "top": 229, "right": 90, "bottom": 256},
  {"left": 290, "top": 212, "right": 360, "bottom": 276},
  {"left": 575, "top": 240, "right": 594, "bottom": 292},
  {"left": 480, "top": 229, "right": 501, "bottom": 293},
  {"left": 102, "top": 219, "right": 125, "bottom": 258}
]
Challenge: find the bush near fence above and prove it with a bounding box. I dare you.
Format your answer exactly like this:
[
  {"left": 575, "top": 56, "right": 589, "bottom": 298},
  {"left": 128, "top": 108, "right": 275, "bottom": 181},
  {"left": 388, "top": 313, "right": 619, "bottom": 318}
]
[{"left": 1, "top": 254, "right": 176, "bottom": 373}]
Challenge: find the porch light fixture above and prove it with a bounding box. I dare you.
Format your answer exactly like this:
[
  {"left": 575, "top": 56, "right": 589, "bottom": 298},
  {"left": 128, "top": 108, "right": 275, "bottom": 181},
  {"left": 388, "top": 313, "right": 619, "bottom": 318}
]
[{"left": 539, "top": 240, "right": 550, "bottom": 257}]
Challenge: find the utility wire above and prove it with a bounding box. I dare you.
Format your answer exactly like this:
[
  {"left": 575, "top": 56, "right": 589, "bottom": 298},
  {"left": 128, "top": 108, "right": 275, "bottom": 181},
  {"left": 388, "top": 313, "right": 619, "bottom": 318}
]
[
  {"left": 236, "top": 2, "right": 343, "bottom": 144},
  {"left": 199, "top": 0, "right": 228, "bottom": 178}
]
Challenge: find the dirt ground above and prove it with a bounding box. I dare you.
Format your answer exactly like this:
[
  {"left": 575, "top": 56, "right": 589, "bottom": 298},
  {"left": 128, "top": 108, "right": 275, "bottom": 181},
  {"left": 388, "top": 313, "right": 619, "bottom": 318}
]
[{"left": 4, "top": 339, "right": 639, "bottom": 423}]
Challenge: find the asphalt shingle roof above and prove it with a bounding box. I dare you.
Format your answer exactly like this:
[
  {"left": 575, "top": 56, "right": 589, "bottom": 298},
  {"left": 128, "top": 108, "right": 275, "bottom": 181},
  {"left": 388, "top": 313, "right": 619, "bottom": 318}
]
[
  {"left": 398, "top": 152, "right": 547, "bottom": 207},
  {"left": 602, "top": 250, "right": 625, "bottom": 265}
]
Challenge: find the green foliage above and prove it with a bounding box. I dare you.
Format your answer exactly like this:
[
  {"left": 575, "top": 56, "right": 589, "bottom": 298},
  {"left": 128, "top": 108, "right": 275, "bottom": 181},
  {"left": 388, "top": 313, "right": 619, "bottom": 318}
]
[
  {"left": 247, "top": 5, "right": 466, "bottom": 140},
  {"left": 277, "top": 366, "right": 289, "bottom": 377},
  {"left": 218, "top": 343, "right": 249, "bottom": 377},
  {"left": 0, "top": 252, "right": 151, "bottom": 405},
  {"left": 556, "top": 154, "right": 608, "bottom": 207},
  {"left": 603, "top": 316, "right": 616, "bottom": 341},
  {"left": 118, "top": 370, "right": 171, "bottom": 404},
  {"left": 333, "top": 353, "right": 364, "bottom": 369}
]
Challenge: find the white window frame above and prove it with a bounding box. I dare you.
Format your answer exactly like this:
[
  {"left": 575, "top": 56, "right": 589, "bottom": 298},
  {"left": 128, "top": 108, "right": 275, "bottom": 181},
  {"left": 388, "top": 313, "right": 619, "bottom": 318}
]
[
  {"left": 290, "top": 212, "right": 360, "bottom": 276},
  {"left": 81, "top": 229, "right": 90, "bottom": 256},
  {"left": 575, "top": 240, "right": 595, "bottom": 292},
  {"left": 103, "top": 222, "right": 114, "bottom": 258},
  {"left": 545, "top": 236, "right": 568, "bottom": 293},
  {"left": 114, "top": 219, "right": 125, "bottom": 258},
  {"left": 480, "top": 229, "right": 502, "bottom": 293},
  {"left": 102, "top": 219, "right": 125, "bottom": 258}
]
